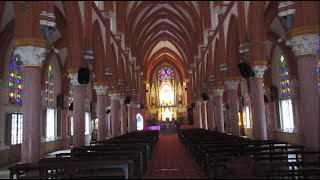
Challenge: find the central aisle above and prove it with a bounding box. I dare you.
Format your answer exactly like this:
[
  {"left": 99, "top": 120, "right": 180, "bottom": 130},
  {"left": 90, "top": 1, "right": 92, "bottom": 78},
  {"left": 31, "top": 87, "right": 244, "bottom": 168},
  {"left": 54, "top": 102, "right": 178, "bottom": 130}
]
[{"left": 144, "top": 133, "right": 207, "bottom": 179}]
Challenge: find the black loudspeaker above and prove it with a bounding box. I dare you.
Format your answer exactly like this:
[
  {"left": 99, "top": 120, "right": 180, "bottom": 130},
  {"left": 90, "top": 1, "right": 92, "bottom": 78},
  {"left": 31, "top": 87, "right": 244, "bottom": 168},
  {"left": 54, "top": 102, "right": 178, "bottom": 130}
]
[
  {"left": 106, "top": 109, "right": 111, "bottom": 114},
  {"left": 264, "top": 95, "right": 269, "bottom": 103},
  {"left": 191, "top": 102, "right": 195, "bottom": 108},
  {"left": 238, "top": 62, "right": 255, "bottom": 78},
  {"left": 68, "top": 102, "right": 73, "bottom": 111},
  {"left": 78, "top": 68, "right": 90, "bottom": 84},
  {"left": 139, "top": 104, "right": 145, "bottom": 109},
  {"left": 57, "top": 94, "right": 64, "bottom": 109},
  {"left": 270, "top": 86, "right": 279, "bottom": 101},
  {"left": 201, "top": 93, "right": 209, "bottom": 101},
  {"left": 124, "top": 96, "right": 131, "bottom": 104}
]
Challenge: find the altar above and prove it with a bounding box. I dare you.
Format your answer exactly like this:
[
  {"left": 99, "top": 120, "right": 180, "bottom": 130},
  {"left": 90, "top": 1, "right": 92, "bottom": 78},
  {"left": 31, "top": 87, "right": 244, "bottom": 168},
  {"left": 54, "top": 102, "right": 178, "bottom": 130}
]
[{"left": 159, "top": 121, "right": 177, "bottom": 134}]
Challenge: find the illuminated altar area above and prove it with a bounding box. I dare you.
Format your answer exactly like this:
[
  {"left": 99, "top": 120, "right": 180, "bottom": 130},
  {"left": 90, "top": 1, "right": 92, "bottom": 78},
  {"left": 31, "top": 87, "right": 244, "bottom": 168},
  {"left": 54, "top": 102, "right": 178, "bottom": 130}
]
[{"left": 145, "top": 64, "right": 188, "bottom": 124}]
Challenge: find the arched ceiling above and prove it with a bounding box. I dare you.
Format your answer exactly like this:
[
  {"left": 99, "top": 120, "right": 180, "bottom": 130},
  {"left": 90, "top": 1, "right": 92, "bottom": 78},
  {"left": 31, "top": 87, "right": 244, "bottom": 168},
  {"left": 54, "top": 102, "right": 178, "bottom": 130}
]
[{"left": 125, "top": 1, "right": 204, "bottom": 81}]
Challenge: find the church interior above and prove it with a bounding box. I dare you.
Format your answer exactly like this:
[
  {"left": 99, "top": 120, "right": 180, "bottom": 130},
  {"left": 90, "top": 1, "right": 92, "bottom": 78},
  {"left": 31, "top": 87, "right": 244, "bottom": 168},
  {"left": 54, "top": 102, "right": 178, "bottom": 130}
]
[{"left": 0, "top": 1, "right": 319, "bottom": 179}]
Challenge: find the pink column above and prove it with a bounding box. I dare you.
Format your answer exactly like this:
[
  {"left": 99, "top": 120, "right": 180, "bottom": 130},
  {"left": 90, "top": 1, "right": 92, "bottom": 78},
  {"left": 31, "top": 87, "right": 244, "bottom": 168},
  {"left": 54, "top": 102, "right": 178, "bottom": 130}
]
[
  {"left": 97, "top": 94, "right": 107, "bottom": 140},
  {"left": 207, "top": 96, "right": 215, "bottom": 130},
  {"left": 224, "top": 79, "right": 240, "bottom": 136},
  {"left": 131, "top": 106, "right": 137, "bottom": 131},
  {"left": 105, "top": 95, "right": 111, "bottom": 137},
  {"left": 227, "top": 89, "right": 240, "bottom": 136},
  {"left": 290, "top": 79, "right": 303, "bottom": 144},
  {"left": 15, "top": 45, "right": 48, "bottom": 163},
  {"left": 61, "top": 109, "right": 69, "bottom": 148},
  {"left": 296, "top": 55, "right": 319, "bottom": 150},
  {"left": 201, "top": 101, "right": 208, "bottom": 129},
  {"left": 72, "top": 85, "right": 86, "bottom": 147},
  {"left": 196, "top": 102, "right": 202, "bottom": 128},
  {"left": 192, "top": 104, "right": 197, "bottom": 127},
  {"left": 127, "top": 103, "right": 133, "bottom": 132},
  {"left": 288, "top": 33, "right": 319, "bottom": 150},
  {"left": 120, "top": 100, "right": 127, "bottom": 134},
  {"left": 214, "top": 96, "right": 225, "bottom": 133},
  {"left": 250, "top": 77, "right": 267, "bottom": 140},
  {"left": 213, "top": 87, "right": 225, "bottom": 133},
  {"left": 21, "top": 67, "right": 42, "bottom": 163},
  {"left": 110, "top": 94, "right": 120, "bottom": 137}
]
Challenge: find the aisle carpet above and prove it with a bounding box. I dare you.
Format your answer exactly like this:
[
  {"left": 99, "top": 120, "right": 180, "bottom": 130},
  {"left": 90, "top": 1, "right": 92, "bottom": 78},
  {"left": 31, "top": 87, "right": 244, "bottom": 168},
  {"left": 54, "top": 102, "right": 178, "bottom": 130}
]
[{"left": 144, "top": 133, "right": 207, "bottom": 179}]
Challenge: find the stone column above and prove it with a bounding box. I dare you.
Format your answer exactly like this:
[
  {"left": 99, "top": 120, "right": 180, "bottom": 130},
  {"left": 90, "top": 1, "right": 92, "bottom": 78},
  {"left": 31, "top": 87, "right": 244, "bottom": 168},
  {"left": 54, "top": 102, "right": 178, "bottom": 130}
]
[
  {"left": 213, "top": 86, "right": 225, "bottom": 133},
  {"left": 119, "top": 97, "right": 128, "bottom": 135},
  {"left": 250, "top": 63, "right": 268, "bottom": 140},
  {"left": 15, "top": 42, "right": 48, "bottom": 163},
  {"left": 290, "top": 79, "right": 303, "bottom": 144},
  {"left": 131, "top": 104, "right": 137, "bottom": 131},
  {"left": 287, "top": 33, "right": 319, "bottom": 150},
  {"left": 201, "top": 100, "right": 208, "bottom": 129},
  {"left": 207, "top": 94, "right": 215, "bottom": 130},
  {"left": 195, "top": 101, "right": 202, "bottom": 128},
  {"left": 93, "top": 84, "right": 108, "bottom": 141},
  {"left": 61, "top": 108, "right": 69, "bottom": 148},
  {"left": 68, "top": 72, "right": 86, "bottom": 147},
  {"left": 109, "top": 92, "right": 120, "bottom": 137},
  {"left": 224, "top": 79, "right": 240, "bottom": 136},
  {"left": 127, "top": 103, "right": 133, "bottom": 132}
]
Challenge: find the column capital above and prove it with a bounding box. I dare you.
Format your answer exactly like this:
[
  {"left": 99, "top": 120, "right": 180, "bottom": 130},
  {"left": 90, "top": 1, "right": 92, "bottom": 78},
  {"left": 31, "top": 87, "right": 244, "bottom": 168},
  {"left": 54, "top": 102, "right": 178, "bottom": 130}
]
[
  {"left": 224, "top": 80, "right": 240, "bottom": 90},
  {"left": 68, "top": 73, "right": 86, "bottom": 87},
  {"left": 14, "top": 46, "right": 48, "bottom": 67},
  {"left": 287, "top": 33, "right": 319, "bottom": 56},
  {"left": 212, "top": 86, "right": 225, "bottom": 97},
  {"left": 93, "top": 85, "right": 108, "bottom": 95},
  {"left": 251, "top": 64, "right": 268, "bottom": 78},
  {"left": 109, "top": 93, "right": 120, "bottom": 100}
]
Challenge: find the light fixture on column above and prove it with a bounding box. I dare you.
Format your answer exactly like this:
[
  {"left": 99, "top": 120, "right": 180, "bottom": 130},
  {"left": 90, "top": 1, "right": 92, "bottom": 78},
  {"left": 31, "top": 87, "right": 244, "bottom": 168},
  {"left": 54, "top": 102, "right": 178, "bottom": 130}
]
[
  {"left": 40, "top": 10, "right": 56, "bottom": 42},
  {"left": 129, "top": 56, "right": 136, "bottom": 65},
  {"left": 209, "top": 75, "right": 215, "bottom": 84},
  {"left": 105, "top": 67, "right": 112, "bottom": 80},
  {"left": 83, "top": 49, "right": 94, "bottom": 67},
  {"left": 114, "top": 34, "right": 122, "bottom": 41},
  {"left": 220, "top": 64, "right": 228, "bottom": 72},
  {"left": 239, "top": 42, "right": 250, "bottom": 62},
  {"left": 100, "top": 10, "right": 113, "bottom": 19},
  {"left": 207, "top": 29, "right": 215, "bottom": 37},
  {"left": 278, "top": 1, "right": 295, "bottom": 30}
]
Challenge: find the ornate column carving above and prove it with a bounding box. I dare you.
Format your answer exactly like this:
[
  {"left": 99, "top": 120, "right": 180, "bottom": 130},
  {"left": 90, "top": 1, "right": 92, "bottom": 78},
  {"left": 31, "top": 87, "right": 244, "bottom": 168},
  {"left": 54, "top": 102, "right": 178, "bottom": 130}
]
[
  {"left": 287, "top": 34, "right": 319, "bottom": 56},
  {"left": 14, "top": 38, "right": 50, "bottom": 163},
  {"left": 224, "top": 80, "right": 240, "bottom": 90},
  {"left": 252, "top": 65, "right": 268, "bottom": 78}
]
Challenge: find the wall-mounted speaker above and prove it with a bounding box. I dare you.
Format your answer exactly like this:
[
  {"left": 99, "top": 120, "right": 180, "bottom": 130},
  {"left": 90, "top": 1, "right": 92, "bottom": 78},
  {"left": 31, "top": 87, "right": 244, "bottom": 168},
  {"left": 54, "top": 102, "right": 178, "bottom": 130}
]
[
  {"left": 68, "top": 102, "right": 73, "bottom": 111},
  {"left": 264, "top": 95, "right": 269, "bottom": 103},
  {"left": 124, "top": 96, "right": 131, "bottom": 104},
  {"left": 78, "top": 68, "right": 90, "bottom": 84},
  {"left": 106, "top": 109, "right": 111, "bottom": 114},
  {"left": 201, "top": 93, "right": 209, "bottom": 101},
  {"left": 191, "top": 102, "right": 195, "bottom": 108},
  {"left": 238, "top": 62, "right": 255, "bottom": 79}
]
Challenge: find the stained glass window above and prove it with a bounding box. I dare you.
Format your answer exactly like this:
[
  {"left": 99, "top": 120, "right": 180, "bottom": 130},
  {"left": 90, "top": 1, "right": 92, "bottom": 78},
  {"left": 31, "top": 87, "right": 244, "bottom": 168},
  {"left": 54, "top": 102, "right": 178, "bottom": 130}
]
[
  {"left": 279, "top": 55, "right": 291, "bottom": 99},
  {"left": 8, "top": 53, "right": 23, "bottom": 105},
  {"left": 45, "top": 65, "right": 54, "bottom": 107},
  {"left": 158, "top": 67, "right": 174, "bottom": 81}
]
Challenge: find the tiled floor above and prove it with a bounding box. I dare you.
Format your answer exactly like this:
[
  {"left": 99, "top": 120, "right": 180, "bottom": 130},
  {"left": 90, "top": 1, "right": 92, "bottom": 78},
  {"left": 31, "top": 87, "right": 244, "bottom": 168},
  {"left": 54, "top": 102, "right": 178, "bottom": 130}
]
[
  {"left": 144, "top": 133, "right": 207, "bottom": 179},
  {"left": 0, "top": 149, "right": 71, "bottom": 179}
]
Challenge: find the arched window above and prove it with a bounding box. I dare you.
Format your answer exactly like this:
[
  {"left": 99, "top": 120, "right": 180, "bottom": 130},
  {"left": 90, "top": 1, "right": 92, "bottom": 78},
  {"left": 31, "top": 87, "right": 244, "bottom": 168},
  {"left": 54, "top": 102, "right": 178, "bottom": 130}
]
[
  {"left": 278, "top": 55, "right": 294, "bottom": 132},
  {"left": 45, "top": 65, "right": 54, "bottom": 107},
  {"left": 8, "top": 53, "right": 23, "bottom": 105},
  {"left": 158, "top": 66, "right": 174, "bottom": 81}
]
